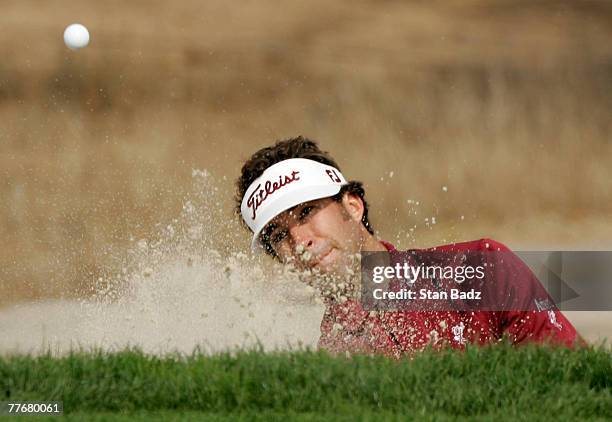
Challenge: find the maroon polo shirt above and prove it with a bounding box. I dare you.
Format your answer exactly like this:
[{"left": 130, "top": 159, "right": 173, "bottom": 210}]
[{"left": 318, "top": 238, "right": 581, "bottom": 357}]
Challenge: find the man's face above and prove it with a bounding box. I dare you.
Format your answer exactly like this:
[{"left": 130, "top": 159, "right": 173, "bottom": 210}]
[{"left": 260, "top": 194, "right": 366, "bottom": 276}]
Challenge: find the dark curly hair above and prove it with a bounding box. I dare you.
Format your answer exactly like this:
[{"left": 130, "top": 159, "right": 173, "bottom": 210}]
[{"left": 235, "top": 136, "right": 374, "bottom": 257}]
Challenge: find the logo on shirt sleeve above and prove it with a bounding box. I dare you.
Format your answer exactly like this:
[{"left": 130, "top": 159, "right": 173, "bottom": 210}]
[{"left": 547, "top": 310, "right": 563, "bottom": 330}]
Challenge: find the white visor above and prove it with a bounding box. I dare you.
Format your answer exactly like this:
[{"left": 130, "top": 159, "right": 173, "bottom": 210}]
[{"left": 240, "top": 158, "right": 348, "bottom": 252}]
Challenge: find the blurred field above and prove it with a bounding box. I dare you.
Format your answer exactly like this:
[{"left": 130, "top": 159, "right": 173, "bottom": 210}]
[
  {"left": 1, "top": 0, "right": 612, "bottom": 307},
  {"left": 1, "top": 345, "right": 610, "bottom": 419}
]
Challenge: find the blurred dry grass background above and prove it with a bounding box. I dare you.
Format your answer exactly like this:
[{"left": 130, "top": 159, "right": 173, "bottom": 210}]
[{"left": 1, "top": 0, "right": 612, "bottom": 308}]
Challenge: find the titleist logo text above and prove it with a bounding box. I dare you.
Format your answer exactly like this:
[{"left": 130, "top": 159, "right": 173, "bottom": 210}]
[{"left": 247, "top": 171, "right": 300, "bottom": 220}]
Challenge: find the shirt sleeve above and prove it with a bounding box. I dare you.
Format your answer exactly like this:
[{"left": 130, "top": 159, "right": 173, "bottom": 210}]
[{"left": 481, "top": 239, "right": 581, "bottom": 347}]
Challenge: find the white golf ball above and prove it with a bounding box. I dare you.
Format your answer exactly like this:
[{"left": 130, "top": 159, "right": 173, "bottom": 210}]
[{"left": 63, "top": 24, "right": 90, "bottom": 50}]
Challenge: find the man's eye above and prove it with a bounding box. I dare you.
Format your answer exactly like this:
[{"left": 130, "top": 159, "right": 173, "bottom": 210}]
[
  {"left": 299, "top": 206, "right": 314, "bottom": 220},
  {"left": 272, "top": 229, "right": 288, "bottom": 244}
]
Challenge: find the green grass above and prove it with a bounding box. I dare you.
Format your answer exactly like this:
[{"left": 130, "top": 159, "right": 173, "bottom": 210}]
[{"left": 1, "top": 345, "right": 610, "bottom": 420}]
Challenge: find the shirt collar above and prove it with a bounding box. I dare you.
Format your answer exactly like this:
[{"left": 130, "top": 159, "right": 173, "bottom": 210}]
[{"left": 379, "top": 240, "right": 397, "bottom": 252}]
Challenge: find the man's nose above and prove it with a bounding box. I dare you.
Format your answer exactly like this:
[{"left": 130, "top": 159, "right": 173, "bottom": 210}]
[{"left": 288, "top": 223, "right": 314, "bottom": 249}]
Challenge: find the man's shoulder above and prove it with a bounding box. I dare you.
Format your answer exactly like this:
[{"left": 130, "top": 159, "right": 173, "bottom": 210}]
[
  {"left": 382, "top": 238, "right": 514, "bottom": 253},
  {"left": 425, "top": 238, "right": 512, "bottom": 252}
]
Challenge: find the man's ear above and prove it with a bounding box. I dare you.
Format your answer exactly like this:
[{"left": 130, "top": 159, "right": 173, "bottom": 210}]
[{"left": 341, "top": 192, "right": 364, "bottom": 223}]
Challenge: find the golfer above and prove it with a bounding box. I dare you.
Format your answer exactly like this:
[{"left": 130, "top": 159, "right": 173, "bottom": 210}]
[{"left": 235, "top": 136, "right": 581, "bottom": 357}]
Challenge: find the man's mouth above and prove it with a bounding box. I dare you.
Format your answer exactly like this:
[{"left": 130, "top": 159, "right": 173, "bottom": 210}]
[{"left": 312, "top": 248, "right": 335, "bottom": 268}]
